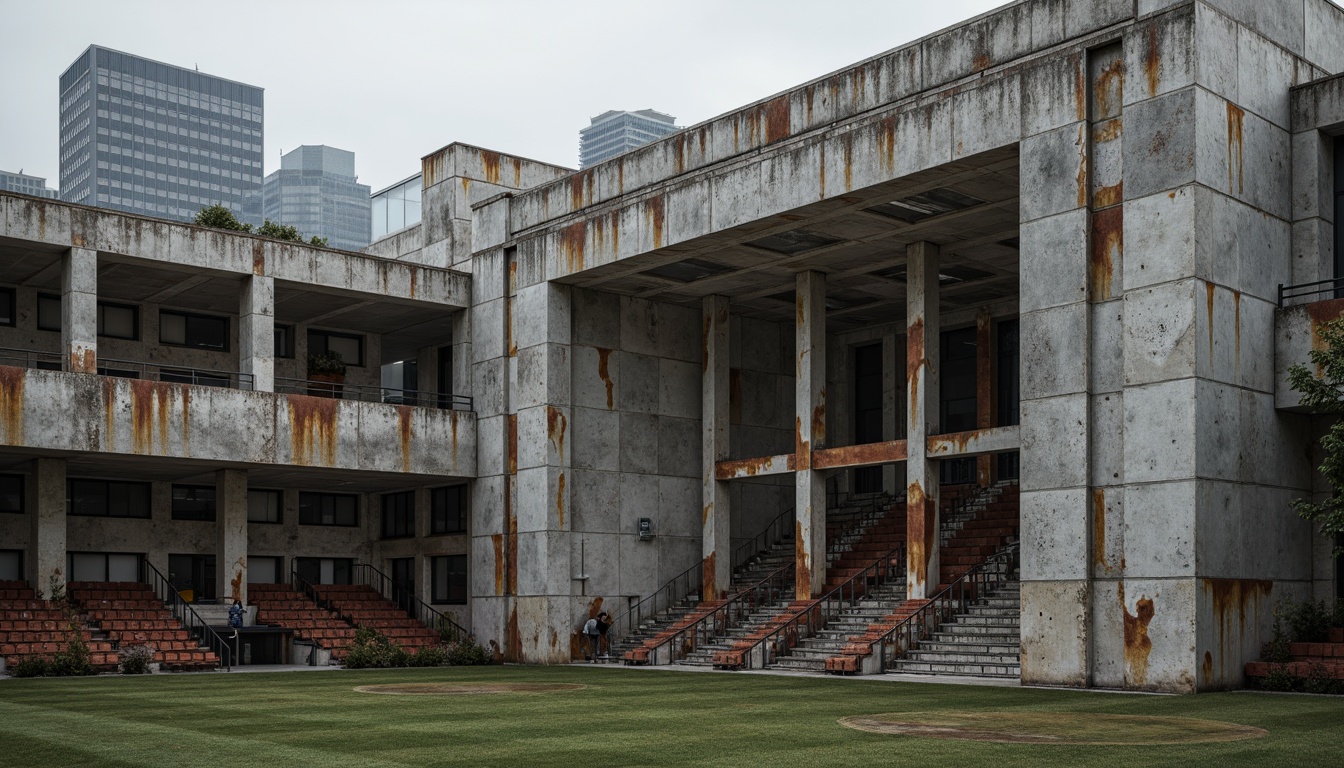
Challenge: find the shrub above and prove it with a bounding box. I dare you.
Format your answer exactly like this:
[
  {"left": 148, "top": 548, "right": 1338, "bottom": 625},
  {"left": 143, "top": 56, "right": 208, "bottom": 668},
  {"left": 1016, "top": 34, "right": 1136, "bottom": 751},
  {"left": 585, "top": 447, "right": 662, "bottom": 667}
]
[
  {"left": 1262, "top": 618, "right": 1294, "bottom": 664},
  {"left": 9, "top": 657, "right": 52, "bottom": 677},
  {"left": 194, "top": 204, "right": 253, "bottom": 233},
  {"left": 119, "top": 644, "right": 155, "bottom": 675},
  {"left": 408, "top": 645, "right": 447, "bottom": 668},
  {"left": 306, "top": 351, "right": 346, "bottom": 377},
  {"left": 51, "top": 629, "right": 96, "bottom": 677},
  {"left": 1278, "top": 599, "right": 1335, "bottom": 644},
  {"left": 343, "top": 628, "right": 409, "bottom": 669},
  {"left": 444, "top": 639, "right": 492, "bottom": 666},
  {"left": 1301, "top": 662, "right": 1344, "bottom": 695},
  {"left": 1258, "top": 665, "right": 1300, "bottom": 692}
]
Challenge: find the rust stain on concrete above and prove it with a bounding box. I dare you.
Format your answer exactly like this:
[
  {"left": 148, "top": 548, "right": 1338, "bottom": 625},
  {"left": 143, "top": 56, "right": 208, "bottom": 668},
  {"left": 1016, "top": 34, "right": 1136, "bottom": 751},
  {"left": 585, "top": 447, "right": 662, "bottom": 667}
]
[
  {"left": 560, "top": 221, "right": 586, "bottom": 274},
  {"left": 252, "top": 242, "right": 265, "bottom": 275},
  {"left": 547, "top": 406, "right": 567, "bottom": 462},
  {"left": 877, "top": 116, "right": 897, "bottom": 173},
  {"left": 795, "top": 520, "right": 812, "bottom": 597},
  {"left": 1119, "top": 582, "right": 1156, "bottom": 686},
  {"left": 451, "top": 411, "right": 459, "bottom": 466},
  {"left": 569, "top": 169, "right": 593, "bottom": 210},
  {"left": 811, "top": 403, "right": 826, "bottom": 445},
  {"left": 507, "top": 413, "right": 518, "bottom": 475},
  {"left": 0, "top": 367, "right": 24, "bottom": 444},
  {"left": 287, "top": 395, "right": 339, "bottom": 466},
  {"left": 1202, "top": 650, "right": 1215, "bottom": 684},
  {"left": 556, "top": 471, "right": 565, "bottom": 527},
  {"left": 1090, "top": 205, "right": 1122, "bottom": 301},
  {"left": 812, "top": 440, "right": 907, "bottom": 470},
  {"left": 1094, "top": 59, "right": 1124, "bottom": 119},
  {"left": 396, "top": 405, "right": 413, "bottom": 473},
  {"left": 506, "top": 492, "right": 518, "bottom": 595},
  {"left": 702, "top": 551, "right": 719, "bottom": 600},
  {"left": 1144, "top": 24, "right": 1161, "bottom": 97},
  {"left": 1206, "top": 281, "right": 1216, "bottom": 357},
  {"left": 646, "top": 195, "right": 666, "bottom": 250},
  {"left": 597, "top": 347, "right": 614, "bottom": 409},
  {"left": 512, "top": 157, "right": 522, "bottom": 187},
  {"left": 794, "top": 416, "right": 810, "bottom": 466},
  {"left": 1226, "top": 102, "right": 1245, "bottom": 195},
  {"left": 1202, "top": 578, "right": 1272, "bottom": 684},
  {"left": 843, "top": 132, "right": 854, "bottom": 191},
  {"left": 506, "top": 605, "right": 521, "bottom": 663},
  {"left": 1075, "top": 124, "right": 1088, "bottom": 209},
  {"left": 906, "top": 317, "right": 924, "bottom": 426},
  {"left": 481, "top": 150, "right": 502, "bottom": 185}
]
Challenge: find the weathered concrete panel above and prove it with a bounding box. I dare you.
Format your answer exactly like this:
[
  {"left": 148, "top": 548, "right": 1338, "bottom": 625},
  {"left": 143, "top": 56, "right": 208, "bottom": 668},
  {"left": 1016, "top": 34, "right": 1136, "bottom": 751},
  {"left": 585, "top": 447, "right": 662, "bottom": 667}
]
[
  {"left": 1193, "top": 89, "right": 1291, "bottom": 221},
  {"left": 1020, "top": 579, "right": 1090, "bottom": 687},
  {"left": 1123, "top": 4, "right": 1196, "bottom": 105},
  {"left": 1123, "top": 279, "right": 1198, "bottom": 386},
  {"left": 1122, "top": 379, "right": 1197, "bottom": 484},
  {"left": 1020, "top": 303, "right": 1089, "bottom": 400},
  {"left": 1021, "top": 487, "right": 1090, "bottom": 581},
  {"left": 1305, "top": 0, "right": 1344, "bottom": 74},
  {"left": 1123, "top": 88, "right": 1197, "bottom": 200},
  {"left": 1019, "top": 208, "right": 1088, "bottom": 313},
  {"left": 1020, "top": 393, "right": 1089, "bottom": 491},
  {"left": 1123, "top": 479, "right": 1196, "bottom": 577}
]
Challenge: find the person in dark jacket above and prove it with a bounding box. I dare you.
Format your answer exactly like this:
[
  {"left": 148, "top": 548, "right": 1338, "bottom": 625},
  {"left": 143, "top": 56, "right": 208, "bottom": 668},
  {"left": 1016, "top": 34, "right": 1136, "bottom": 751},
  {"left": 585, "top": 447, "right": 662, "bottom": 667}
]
[
  {"left": 595, "top": 612, "right": 612, "bottom": 659},
  {"left": 228, "top": 600, "right": 245, "bottom": 630}
]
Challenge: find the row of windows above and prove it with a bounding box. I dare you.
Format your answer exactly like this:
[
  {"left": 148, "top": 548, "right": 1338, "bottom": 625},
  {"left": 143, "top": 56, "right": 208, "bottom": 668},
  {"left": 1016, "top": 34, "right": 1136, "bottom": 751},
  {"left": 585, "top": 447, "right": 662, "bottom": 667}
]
[
  {"left": 0, "top": 475, "right": 467, "bottom": 536},
  {"left": 10, "top": 292, "right": 364, "bottom": 364}
]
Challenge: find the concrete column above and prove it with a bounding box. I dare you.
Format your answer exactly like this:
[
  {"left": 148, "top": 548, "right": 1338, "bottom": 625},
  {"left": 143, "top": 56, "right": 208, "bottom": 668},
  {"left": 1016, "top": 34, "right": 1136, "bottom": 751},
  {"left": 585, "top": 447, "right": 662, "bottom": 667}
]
[
  {"left": 239, "top": 275, "right": 274, "bottom": 392},
  {"left": 216, "top": 469, "right": 248, "bottom": 605},
  {"left": 702, "top": 296, "right": 731, "bottom": 599},
  {"left": 794, "top": 271, "right": 826, "bottom": 599},
  {"left": 975, "top": 308, "right": 995, "bottom": 487},
  {"left": 906, "top": 242, "right": 940, "bottom": 599},
  {"left": 31, "top": 458, "right": 66, "bottom": 595},
  {"left": 882, "top": 332, "right": 900, "bottom": 494},
  {"left": 62, "top": 247, "right": 97, "bottom": 373}
]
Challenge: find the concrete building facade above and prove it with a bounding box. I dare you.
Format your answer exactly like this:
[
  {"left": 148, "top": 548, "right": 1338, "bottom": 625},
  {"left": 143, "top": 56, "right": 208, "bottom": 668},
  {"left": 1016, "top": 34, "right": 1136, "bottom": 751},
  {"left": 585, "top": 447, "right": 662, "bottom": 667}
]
[
  {"left": 0, "top": 171, "right": 58, "bottom": 200},
  {"left": 4, "top": 0, "right": 1344, "bottom": 693},
  {"left": 58, "top": 45, "right": 264, "bottom": 225},
  {"left": 579, "top": 110, "right": 680, "bottom": 168},
  {"left": 262, "top": 145, "right": 372, "bottom": 251}
]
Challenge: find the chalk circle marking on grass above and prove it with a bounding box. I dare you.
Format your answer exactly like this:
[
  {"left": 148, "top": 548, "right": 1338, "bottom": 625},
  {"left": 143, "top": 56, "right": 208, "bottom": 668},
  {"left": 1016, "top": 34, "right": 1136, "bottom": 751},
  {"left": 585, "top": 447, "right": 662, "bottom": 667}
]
[
  {"left": 838, "top": 711, "right": 1268, "bottom": 745},
  {"left": 355, "top": 682, "right": 586, "bottom": 696}
]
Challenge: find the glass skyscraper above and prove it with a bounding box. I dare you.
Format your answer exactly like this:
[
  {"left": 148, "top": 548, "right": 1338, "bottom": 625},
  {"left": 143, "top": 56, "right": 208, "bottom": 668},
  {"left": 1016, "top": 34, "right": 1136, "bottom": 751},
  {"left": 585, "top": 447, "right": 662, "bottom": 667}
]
[
  {"left": 261, "top": 145, "right": 371, "bottom": 251},
  {"left": 58, "top": 45, "right": 264, "bottom": 225},
  {"left": 0, "top": 170, "right": 59, "bottom": 199},
  {"left": 578, "top": 110, "right": 679, "bottom": 168}
]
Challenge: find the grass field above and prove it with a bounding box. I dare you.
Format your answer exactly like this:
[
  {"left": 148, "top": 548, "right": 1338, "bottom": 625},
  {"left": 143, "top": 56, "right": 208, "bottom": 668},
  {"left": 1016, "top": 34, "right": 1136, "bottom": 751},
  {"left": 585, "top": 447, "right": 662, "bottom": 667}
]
[{"left": 0, "top": 665, "right": 1341, "bottom": 767}]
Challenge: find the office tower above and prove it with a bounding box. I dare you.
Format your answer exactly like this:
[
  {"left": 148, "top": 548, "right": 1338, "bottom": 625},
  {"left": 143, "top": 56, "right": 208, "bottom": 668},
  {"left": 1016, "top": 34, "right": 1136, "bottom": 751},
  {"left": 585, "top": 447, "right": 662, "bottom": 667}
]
[
  {"left": 0, "top": 170, "right": 59, "bottom": 199},
  {"left": 578, "top": 109, "right": 678, "bottom": 168},
  {"left": 262, "top": 145, "right": 371, "bottom": 250},
  {"left": 59, "top": 45, "right": 263, "bottom": 224}
]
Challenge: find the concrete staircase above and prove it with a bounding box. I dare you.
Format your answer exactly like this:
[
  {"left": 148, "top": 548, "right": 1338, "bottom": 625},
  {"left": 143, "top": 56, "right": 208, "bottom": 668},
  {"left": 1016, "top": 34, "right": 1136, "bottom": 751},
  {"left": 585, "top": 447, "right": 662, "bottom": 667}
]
[
  {"left": 889, "top": 579, "right": 1021, "bottom": 678},
  {"left": 769, "top": 579, "right": 908, "bottom": 672},
  {"left": 69, "top": 582, "right": 221, "bottom": 671}
]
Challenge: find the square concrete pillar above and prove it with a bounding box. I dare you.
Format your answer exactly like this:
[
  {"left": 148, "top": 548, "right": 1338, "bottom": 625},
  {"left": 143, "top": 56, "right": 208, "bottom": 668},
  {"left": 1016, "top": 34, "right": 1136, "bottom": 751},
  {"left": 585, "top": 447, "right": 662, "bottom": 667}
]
[
  {"left": 239, "top": 275, "right": 274, "bottom": 392},
  {"left": 62, "top": 247, "right": 97, "bottom": 373},
  {"left": 906, "top": 242, "right": 940, "bottom": 598},
  {"left": 31, "top": 458, "right": 66, "bottom": 595},
  {"left": 215, "top": 469, "right": 248, "bottom": 605},
  {"left": 795, "top": 271, "right": 826, "bottom": 598},
  {"left": 702, "top": 295, "right": 731, "bottom": 598},
  {"left": 975, "top": 308, "right": 996, "bottom": 487}
]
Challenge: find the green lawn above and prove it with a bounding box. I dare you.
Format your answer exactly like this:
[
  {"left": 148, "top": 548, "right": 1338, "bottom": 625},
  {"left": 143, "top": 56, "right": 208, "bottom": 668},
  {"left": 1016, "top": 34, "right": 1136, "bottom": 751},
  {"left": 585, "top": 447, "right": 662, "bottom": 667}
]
[{"left": 0, "top": 665, "right": 1340, "bottom": 767}]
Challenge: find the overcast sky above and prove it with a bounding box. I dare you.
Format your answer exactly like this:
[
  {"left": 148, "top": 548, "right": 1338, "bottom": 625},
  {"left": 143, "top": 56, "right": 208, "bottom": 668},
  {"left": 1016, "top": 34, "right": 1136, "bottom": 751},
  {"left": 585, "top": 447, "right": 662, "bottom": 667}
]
[{"left": 1, "top": 0, "right": 1007, "bottom": 193}]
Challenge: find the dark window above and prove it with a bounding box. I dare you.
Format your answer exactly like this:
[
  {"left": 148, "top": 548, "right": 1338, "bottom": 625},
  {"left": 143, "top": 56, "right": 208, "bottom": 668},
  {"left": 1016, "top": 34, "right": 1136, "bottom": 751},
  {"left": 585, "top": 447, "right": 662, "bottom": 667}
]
[
  {"left": 381, "top": 491, "right": 415, "bottom": 539},
  {"left": 431, "top": 554, "right": 467, "bottom": 604},
  {"left": 294, "top": 556, "right": 353, "bottom": 585},
  {"left": 308, "top": 329, "right": 363, "bottom": 367},
  {"left": 437, "top": 345, "right": 454, "bottom": 408},
  {"left": 0, "top": 549, "right": 21, "bottom": 581},
  {"left": 171, "top": 484, "right": 215, "bottom": 521},
  {"left": 853, "top": 343, "right": 884, "bottom": 494},
  {"left": 97, "top": 302, "right": 139, "bottom": 340},
  {"left": 68, "top": 551, "right": 142, "bottom": 581},
  {"left": 0, "top": 288, "right": 15, "bottom": 327},
  {"left": 996, "top": 319, "right": 1020, "bottom": 427},
  {"left": 274, "top": 325, "right": 293, "bottom": 358},
  {"left": 247, "top": 489, "right": 281, "bottom": 523},
  {"left": 168, "top": 553, "right": 216, "bottom": 601},
  {"left": 68, "top": 479, "right": 151, "bottom": 518},
  {"left": 430, "top": 485, "right": 467, "bottom": 534},
  {"left": 939, "top": 326, "right": 978, "bottom": 486},
  {"left": 247, "top": 555, "right": 282, "bottom": 584},
  {"left": 37, "top": 294, "right": 60, "bottom": 332},
  {"left": 298, "top": 492, "right": 358, "bottom": 526},
  {"left": 161, "top": 310, "right": 228, "bottom": 351},
  {"left": 0, "top": 475, "right": 22, "bottom": 513}
]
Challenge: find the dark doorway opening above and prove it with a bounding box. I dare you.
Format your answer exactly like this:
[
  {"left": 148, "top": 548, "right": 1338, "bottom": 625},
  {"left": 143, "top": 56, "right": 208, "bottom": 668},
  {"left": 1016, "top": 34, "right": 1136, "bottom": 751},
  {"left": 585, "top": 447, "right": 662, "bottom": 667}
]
[{"left": 168, "top": 554, "right": 217, "bottom": 603}]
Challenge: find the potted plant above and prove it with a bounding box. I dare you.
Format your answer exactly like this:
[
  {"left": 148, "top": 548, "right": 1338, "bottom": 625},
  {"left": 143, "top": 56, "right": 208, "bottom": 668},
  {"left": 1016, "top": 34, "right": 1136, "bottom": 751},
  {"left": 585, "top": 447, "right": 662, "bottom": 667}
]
[{"left": 306, "top": 350, "right": 346, "bottom": 398}]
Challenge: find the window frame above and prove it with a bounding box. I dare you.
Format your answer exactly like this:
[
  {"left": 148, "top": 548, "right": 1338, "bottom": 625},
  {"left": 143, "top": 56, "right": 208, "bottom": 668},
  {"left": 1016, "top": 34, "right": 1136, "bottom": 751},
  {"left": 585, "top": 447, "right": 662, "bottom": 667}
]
[
  {"left": 381, "top": 491, "right": 415, "bottom": 539},
  {"left": 97, "top": 301, "right": 140, "bottom": 341},
  {"left": 170, "top": 484, "right": 216, "bottom": 522},
  {"left": 430, "top": 485, "right": 467, "bottom": 535},
  {"left": 297, "top": 491, "right": 359, "bottom": 527},
  {"left": 160, "top": 308, "right": 230, "bottom": 351},
  {"left": 37, "top": 293, "right": 61, "bottom": 332},
  {"left": 0, "top": 287, "right": 15, "bottom": 328},
  {"left": 430, "top": 554, "right": 468, "bottom": 605},
  {"left": 274, "top": 324, "right": 294, "bottom": 359},
  {"left": 0, "top": 474, "right": 23, "bottom": 514},
  {"left": 247, "top": 489, "right": 282, "bottom": 524},
  {"left": 67, "top": 478, "right": 152, "bottom": 518},
  {"left": 307, "top": 329, "right": 364, "bottom": 367}
]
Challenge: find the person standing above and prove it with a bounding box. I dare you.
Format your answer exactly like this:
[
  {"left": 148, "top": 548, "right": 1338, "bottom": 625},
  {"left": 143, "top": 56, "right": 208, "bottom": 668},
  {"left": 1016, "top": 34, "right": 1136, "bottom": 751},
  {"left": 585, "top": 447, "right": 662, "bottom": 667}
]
[
  {"left": 582, "top": 616, "right": 600, "bottom": 661},
  {"left": 596, "top": 612, "right": 612, "bottom": 659}
]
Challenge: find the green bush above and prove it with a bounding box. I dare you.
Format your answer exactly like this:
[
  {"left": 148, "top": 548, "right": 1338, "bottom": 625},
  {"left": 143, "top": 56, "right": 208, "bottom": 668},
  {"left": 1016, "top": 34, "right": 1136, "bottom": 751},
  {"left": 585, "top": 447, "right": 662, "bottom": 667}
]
[
  {"left": 1278, "top": 599, "right": 1338, "bottom": 644},
  {"left": 1301, "top": 662, "right": 1344, "bottom": 695},
  {"left": 1258, "top": 665, "right": 1300, "bottom": 692},
  {"left": 119, "top": 644, "right": 155, "bottom": 675},
  {"left": 51, "top": 630, "right": 96, "bottom": 677},
  {"left": 9, "top": 657, "right": 53, "bottom": 677},
  {"left": 194, "top": 204, "right": 253, "bottom": 233},
  {"left": 407, "top": 645, "right": 447, "bottom": 668},
  {"left": 343, "top": 628, "right": 410, "bottom": 669},
  {"left": 1261, "top": 619, "right": 1294, "bottom": 664},
  {"left": 445, "top": 639, "right": 492, "bottom": 666}
]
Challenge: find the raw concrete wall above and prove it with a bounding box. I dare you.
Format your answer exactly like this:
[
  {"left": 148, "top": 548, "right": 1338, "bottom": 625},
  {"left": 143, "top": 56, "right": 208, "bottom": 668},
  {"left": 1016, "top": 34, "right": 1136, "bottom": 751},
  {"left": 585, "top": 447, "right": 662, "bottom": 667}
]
[{"left": 0, "top": 366, "right": 475, "bottom": 477}]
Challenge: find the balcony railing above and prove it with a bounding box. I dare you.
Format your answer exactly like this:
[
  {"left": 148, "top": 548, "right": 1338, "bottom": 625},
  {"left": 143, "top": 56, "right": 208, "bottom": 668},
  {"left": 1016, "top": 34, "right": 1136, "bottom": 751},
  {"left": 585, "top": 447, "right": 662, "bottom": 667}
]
[
  {"left": 1278, "top": 278, "right": 1344, "bottom": 308},
  {"left": 275, "top": 376, "right": 473, "bottom": 411}
]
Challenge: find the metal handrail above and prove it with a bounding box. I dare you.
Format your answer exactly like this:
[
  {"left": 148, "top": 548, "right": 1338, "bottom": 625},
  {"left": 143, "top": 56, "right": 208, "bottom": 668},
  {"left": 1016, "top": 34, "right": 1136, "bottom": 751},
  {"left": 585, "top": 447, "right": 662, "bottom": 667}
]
[
  {"left": 610, "top": 507, "right": 796, "bottom": 644},
  {"left": 871, "top": 543, "right": 1020, "bottom": 671},
  {"left": 347, "top": 563, "right": 468, "bottom": 643},
  {"left": 0, "top": 347, "right": 62, "bottom": 368},
  {"left": 1279, "top": 277, "right": 1344, "bottom": 307},
  {"left": 100, "top": 357, "right": 255, "bottom": 390},
  {"left": 290, "top": 570, "right": 330, "bottom": 613},
  {"left": 637, "top": 560, "right": 796, "bottom": 665},
  {"left": 275, "top": 376, "right": 474, "bottom": 411},
  {"left": 731, "top": 507, "right": 795, "bottom": 571},
  {"left": 736, "top": 544, "right": 906, "bottom": 670},
  {"left": 140, "top": 560, "right": 232, "bottom": 671}
]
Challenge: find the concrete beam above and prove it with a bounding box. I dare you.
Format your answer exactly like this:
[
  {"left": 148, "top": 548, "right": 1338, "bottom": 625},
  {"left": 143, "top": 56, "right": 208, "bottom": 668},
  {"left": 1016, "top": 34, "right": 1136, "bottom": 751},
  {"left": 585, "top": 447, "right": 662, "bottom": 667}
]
[
  {"left": 926, "top": 426, "right": 1021, "bottom": 458},
  {"left": 812, "top": 440, "right": 909, "bottom": 470},
  {"left": 795, "top": 271, "right": 827, "bottom": 599},
  {"left": 701, "top": 296, "right": 731, "bottom": 599},
  {"left": 906, "top": 242, "right": 941, "bottom": 599},
  {"left": 714, "top": 453, "right": 797, "bottom": 480},
  {"left": 62, "top": 248, "right": 96, "bottom": 374}
]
